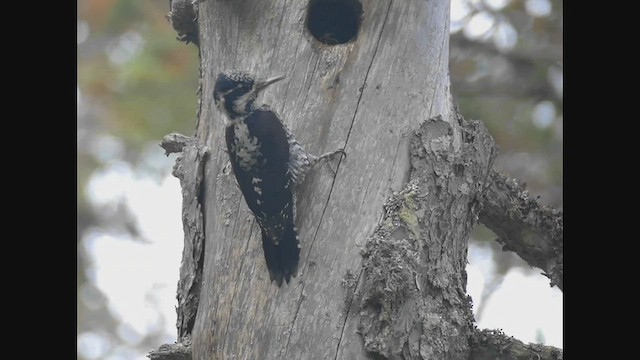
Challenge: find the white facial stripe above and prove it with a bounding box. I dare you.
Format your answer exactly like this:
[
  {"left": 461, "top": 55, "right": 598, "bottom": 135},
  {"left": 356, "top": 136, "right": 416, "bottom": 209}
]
[
  {"left": 217, "top": 96, "right": 226, "bottom": 115},
  {"left": 233, "top": 85, "right": 256, "bottom": 114},
  {"left": 217, "top": 84, "right": 246, "bottom": 124}
]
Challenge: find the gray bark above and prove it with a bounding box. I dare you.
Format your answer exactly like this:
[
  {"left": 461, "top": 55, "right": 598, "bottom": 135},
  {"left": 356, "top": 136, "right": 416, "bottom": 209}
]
[
  {"left": 148, "top": 339, "right": 193, "bottom": 360},
  {"left": 150, "top": 0, "right": 563, "bottom": 359},
  {"left": 167, "top": 0, "right": 199, "bottom": 45},
  {"left": 469, "top": 329, "right": 563, "bottom": 360},
  {"left": 478, "top": 171, "right": 563, "bottom": 291},
  {"left": 160, "top": 134, "right": 209, "bottom": 341},
  {"left": 449, "top": 34, "right": 562, "bottom": 103},
  {"left": 352, "top": 114, "right": 497, "bottom": 359},
  {"left": 191, "top": 0, "right": 463, "bottom": 358}
]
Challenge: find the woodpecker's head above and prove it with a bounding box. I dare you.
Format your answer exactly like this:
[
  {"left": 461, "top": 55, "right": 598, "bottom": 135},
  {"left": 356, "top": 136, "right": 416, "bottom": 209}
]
[{"left": 213, "top": 69, "right": 285, "bottom": 121}]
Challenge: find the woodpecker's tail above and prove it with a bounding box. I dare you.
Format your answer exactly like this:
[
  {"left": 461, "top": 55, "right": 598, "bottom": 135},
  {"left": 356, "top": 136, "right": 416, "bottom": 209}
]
[{"left": 260, "top": 221, "right": 300, "bottom": 286}]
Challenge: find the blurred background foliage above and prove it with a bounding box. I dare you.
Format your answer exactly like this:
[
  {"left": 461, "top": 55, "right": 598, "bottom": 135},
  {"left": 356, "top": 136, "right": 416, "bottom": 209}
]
[
  {"left": 449, "top": 0, "right": 562, "bottom": 322},
  {"left": 78, "top": 1, "right": 199, "bottom": 359},
  {"left": 77, "top": 0, "right": 561, "bottom": 358}
]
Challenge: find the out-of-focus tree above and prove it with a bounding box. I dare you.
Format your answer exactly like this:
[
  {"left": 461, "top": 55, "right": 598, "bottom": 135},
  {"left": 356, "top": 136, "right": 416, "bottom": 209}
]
[
  {"left": 451, "top": 0, "right": 562, "bottom": 206},
  {"left": 449, "top": 0, "right": 562, "bottom": 321},
  {"left": 77, "top": 1, "right": 199, "bottom": 359}
]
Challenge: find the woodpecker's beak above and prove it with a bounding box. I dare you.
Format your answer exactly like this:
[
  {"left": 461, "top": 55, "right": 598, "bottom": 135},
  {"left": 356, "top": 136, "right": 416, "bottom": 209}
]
[{"left": 255, "top": 75, "right": 286, "bottom": 92}]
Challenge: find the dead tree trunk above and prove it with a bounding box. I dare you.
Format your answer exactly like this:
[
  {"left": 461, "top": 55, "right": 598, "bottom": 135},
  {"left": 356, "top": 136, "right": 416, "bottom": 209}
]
[{"left": 153, "top": 0, "right": 563, "bottom": 359}]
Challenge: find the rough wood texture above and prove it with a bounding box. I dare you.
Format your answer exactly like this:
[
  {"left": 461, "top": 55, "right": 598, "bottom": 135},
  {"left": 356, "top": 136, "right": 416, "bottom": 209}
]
[
  {"left": 479, "top": 171, "right": 563, "bottom": 291},
  {"left": 191, "top": 0, "right": 457, "bottom": 359},
  {"left": 167, "top": 0, "right": 200, "bottom": 46},
  {"left": 148, "top": 339, "right": 192, "bottom": 360},
  {"left": 353, "top": 114, "right": 497, "bottom": 359},
  {"left": 161, "top": 134, "right": 209, "bottom": 340},
  {"left": 161, "top": 133, "right": 194, "bottom": 155},
  {"left": 469, "top": 329, "right": 563, "bottom": 360}
]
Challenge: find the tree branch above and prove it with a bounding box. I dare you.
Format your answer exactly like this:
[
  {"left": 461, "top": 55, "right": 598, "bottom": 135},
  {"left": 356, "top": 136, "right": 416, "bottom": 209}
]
[
  {"left": 166, "top": 0, "right": 199, "bottom": 46},
  {"left": 478, "top": 171, "right": 563, "bottom": 291},
  {"left": 148, "top": 339, "right": 192, "bottom": 360},
  {"left": 160, "top": 132, "right": 194, "bottom": 155},
  {"left": 470, "top": 329, "right": 563, "bottom": 360}
]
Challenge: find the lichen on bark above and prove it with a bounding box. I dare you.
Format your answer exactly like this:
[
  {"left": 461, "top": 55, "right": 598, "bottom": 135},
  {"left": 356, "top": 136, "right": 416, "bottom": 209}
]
[
  {"left": 166, "top": 0, "right": 200, "bottom": 46},
  {"left": 479, "top": 172, "right": 563, "bottom": 291},
  {"left": 355, "top": 114, "right": 498, "bottom": 359},
  {"left": 358, "top": 180, "right": 424, "bottom": 358}
]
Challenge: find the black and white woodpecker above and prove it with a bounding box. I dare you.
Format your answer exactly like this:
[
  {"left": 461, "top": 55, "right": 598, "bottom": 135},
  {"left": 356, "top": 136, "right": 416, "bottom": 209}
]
[{"left": 213, "top": 69, "right": 345, "bottom": 286}]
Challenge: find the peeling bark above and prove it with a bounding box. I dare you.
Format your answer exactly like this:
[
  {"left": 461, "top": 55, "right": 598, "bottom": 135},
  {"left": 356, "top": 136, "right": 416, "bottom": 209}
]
[
  {"left": 167, "top": 0, "right": 200, "bottom": 46},
  {"left": 160, "top": 133, "right": 209, "bottom": 340},
  {"left": 148, "top": 339, "right": 192, "bottom": 360},
  {"left": 355, "top": 114, "right": 497, "bottom": 359},
  {"left": 149, "top": 135, "right": 208, "bottom": 359}
]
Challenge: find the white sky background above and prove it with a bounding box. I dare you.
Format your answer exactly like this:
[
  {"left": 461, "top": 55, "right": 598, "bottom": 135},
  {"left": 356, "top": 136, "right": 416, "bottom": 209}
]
[
  {"left": 78, "top": 0, "right": 562, "bottom": 358},
  {"left": 80, "top": 158, "right": 183, "bottom": 360}
]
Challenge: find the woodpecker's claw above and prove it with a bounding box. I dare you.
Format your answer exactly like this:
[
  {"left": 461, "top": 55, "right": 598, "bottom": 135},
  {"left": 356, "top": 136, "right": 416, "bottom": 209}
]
[
  {"left": 321, "top": 148, "right": 346, "bottom": 176},
  {"left": 318, "top": 148, "right": 346, "bottom": 161}
]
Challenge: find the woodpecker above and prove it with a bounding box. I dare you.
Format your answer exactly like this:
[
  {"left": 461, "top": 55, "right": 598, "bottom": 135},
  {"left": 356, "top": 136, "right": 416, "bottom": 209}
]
[{"left": 213, "top": 69, "right": 345, "bottom": 286}]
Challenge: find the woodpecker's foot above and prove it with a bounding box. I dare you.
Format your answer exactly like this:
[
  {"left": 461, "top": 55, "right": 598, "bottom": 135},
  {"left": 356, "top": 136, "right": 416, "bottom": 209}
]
[
  {"left": 319, "top": 148, "right": 346, "bottom": 176},
  {"left": 318, "top": 148, "right": 346, "bottom": 161},
  {"left": 222, "top": 161, "right": 233, "bottom": 176},
  {"left": 191, "top": 1, "right": 199, "bottom": 21}
]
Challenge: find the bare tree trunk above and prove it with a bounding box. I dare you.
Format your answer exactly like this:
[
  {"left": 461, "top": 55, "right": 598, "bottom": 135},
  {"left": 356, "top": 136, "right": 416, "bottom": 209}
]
[
  {"left": 194, "top": 0, "right": 459, "bottom": 358},
  {"left": 151, "top": 0, "right": 563, "bottom": 359}
]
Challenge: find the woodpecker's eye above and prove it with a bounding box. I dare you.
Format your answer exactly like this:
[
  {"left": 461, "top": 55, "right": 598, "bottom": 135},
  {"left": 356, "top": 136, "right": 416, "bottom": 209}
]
[
  {"left": 214, "top": 80, "right": 235, "bottom": 96},
  {"left": 238, "top": 80, "right": 253, "bottom": 94}
]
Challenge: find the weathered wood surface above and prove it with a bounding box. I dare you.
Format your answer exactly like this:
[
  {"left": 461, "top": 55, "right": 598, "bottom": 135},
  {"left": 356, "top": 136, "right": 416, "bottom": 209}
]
[
  {"left": 351, "top": 114, "right": 497, "bottom": 359},
  {"left": 148, "top": 339, "right": 193, "bottom": 360},
  {"left": 167, "top": 0, "right": 199, "bottom": 45},
  {"left": 469, "top": 329, "right": 563, "bottom": 360},
  {"left": 479, "top": 171, "right": 564, "bottom": 291},
  {"left": 161, "top": 134, "right": 209, "bottom": 341},
  {"left": 190, "top": 0, "right": 465, "bottom": 359}
]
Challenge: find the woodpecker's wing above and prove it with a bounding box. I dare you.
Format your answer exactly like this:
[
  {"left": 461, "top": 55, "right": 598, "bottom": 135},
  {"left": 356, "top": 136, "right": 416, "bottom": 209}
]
[
  {"left": 225, "top": 108, "right": 292, "bottom": 223},
  {"left": 225, "top": 107, "right": 300, "bottom": 284}
]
